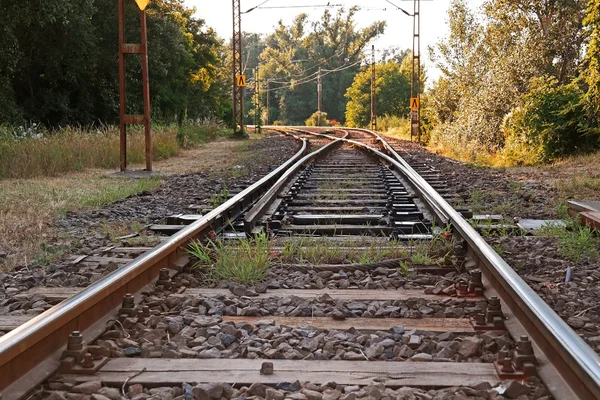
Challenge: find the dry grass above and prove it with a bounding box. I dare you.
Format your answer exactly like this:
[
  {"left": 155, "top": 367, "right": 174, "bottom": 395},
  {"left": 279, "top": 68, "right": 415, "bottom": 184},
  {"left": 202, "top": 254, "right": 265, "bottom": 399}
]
[
  {"left": 508, "top": 152, "right": 600, "bottom": 203},
  {"left": 0, "top": 172, "right": 162, "bottom": 270},
  {"left": 0, "top": 134, "right": 263, "bottom": 271},
  {"left": 0, "top": 126, "right": 181, "bottom": 179},
  {"left": 139, "top": 138, "right": 253, "bottom": 175}
]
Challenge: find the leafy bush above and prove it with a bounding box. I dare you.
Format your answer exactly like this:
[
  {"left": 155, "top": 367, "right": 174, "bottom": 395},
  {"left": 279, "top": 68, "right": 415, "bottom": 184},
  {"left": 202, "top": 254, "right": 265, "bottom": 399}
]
[
  {"left": 305, "top": 111, "right": 331, "bottom": 127},
  {"left": 500, "top": 77, "right": 596, "bottom": 164}
]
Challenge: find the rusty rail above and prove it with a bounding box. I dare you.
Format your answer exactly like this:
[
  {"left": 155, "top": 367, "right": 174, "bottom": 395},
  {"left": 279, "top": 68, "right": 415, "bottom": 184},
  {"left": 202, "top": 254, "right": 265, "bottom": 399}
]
[{"left": 0, "top": 130, "right": 307, "bottom": 400}]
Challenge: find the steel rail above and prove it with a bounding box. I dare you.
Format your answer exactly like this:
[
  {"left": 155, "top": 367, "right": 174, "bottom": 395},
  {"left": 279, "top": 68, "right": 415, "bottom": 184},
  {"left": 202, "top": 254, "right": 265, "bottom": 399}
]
[
  {"left": 0, "top": 130, "right": 308, "bottom": 400},
  {"left": 285, "top": 127, "right": 450, "bottom": 223},
  {"left": 244, "top": 131, "right": 346, "bottom": 233},
  {"left": 303, "top": 126, "right": 600, "bottom": 400},
  {"left": 363, "top": 129, "right": 600, "bottom": 400}
]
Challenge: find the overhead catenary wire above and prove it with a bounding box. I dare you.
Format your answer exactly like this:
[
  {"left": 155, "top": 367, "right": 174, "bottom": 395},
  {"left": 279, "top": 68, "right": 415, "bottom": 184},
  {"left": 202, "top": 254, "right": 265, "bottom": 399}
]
[{"left": 242, "top": 0, "right": 272, "bottom": 14}]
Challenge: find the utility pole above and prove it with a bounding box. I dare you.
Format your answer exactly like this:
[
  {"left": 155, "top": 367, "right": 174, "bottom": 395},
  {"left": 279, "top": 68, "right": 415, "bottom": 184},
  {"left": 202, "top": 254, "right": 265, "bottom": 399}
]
[
  {"left": 410, "top": 0, "right": 421, "bottom": 143},
  {"left": 266, "top": 80, "right": 270, "bottom": 125},
  {"left": 371, "top": 45, "right": 377, "bottom": 131},
  {"left": 232, "top": 0, "right": 245, "bottom": 136},
  {"left": 317, "top": 68, "right": 323, "bottom": 126},
  {"left": 118, "top": 0, "right": 152, "bottom": 172},
  {"left": 255, "top": 67, "right": 261, "bottom": 133}
]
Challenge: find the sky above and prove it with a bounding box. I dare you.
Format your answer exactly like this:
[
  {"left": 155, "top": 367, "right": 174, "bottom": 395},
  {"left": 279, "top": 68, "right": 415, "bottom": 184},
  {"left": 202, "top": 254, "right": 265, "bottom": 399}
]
[{"left": 185, "top": 0, "right": 485, "bottom": 82}]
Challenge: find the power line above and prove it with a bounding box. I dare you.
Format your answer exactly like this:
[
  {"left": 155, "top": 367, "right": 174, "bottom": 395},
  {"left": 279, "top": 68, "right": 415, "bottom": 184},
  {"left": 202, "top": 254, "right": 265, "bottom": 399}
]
[
  {"left": 382, "top": 0, "right": 412, "bottom": 15},
  {"left": 242, "top": 0, "right": 272, "bottom": 14}
]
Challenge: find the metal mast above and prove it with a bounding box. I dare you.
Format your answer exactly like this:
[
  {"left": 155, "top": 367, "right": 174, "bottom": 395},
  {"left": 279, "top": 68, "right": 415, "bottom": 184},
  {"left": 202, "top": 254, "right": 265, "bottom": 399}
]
[
  {"left": 255, "top": 67, "right": 261, "bottom": 133},
  {"left": 232, "top": 0, "right": 244, "bottom": 135},
  {"left": 266, "top": 80, "right": 270, "bottom": 125},
  {"left": 118, "top": 0, "right": 152, "bottom": 172},
  {"left": 317, "top": 68, "right": 323, "bottom": 126},
  {"left": 410, "top": 0, "right": 421, "bottom": 142},
  {"left": 371, "top": 45, "right": 377, "bottom": 131}
]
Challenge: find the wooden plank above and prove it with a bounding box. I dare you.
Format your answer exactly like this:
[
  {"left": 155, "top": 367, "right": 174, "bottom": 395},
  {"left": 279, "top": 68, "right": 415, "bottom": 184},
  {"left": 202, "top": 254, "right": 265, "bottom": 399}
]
[
  {"left": 65, "top": 359, "right": 500, "bottom": 387},
  {"left": 580, "top": 211, "right": 600, "bottom": 230},
  {"left": 103, "top": 247, "right": 153, "bottom": 254},
  {"left": 0, "top": 315, "right": 37, "bottom": 331},
  {"left": 223, "top": 316, "right": 475, "bottom": 333},
  {"left": 185, "top": 288, "right": 483, "bottom": 302},
  {"left": 123, "top": 114, "right": 145, "bottom": 125},
  {"left": 15, "top": 287, "right": 483, "bottom": 304},
  {"left": 14, "top": 287, "right": 84, "bottom": 303},
  {"left": 82, "top": 256, "right": 133, "bottom": 264}
]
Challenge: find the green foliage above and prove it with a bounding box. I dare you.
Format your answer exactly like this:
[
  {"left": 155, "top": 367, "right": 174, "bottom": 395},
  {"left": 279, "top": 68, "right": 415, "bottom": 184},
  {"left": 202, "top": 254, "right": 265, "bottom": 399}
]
[
  {"left": 539, "top": 221, "right": 599, "bottom": 262},
  {"left": 428, "top": 0, "right": 591, "bottom": 163},
  {"left": 0, "top": 0, "right": 228, "bottom": 127},
  {"left": 187, "top": 232, "right": 272, "bottom": 285},
  {"left": 582, "top": 0, "right": 600, "bottom": 135},
  {"left": 345, "top": 59, "right": 412, "bottom": 128},
  {"left": 501, "top": 77, "right": 594, "bottom": 164},
  {"left": 211, "top": 187, "right": 230, "bottom": 209},
  {"left": 305, "top": 111, "right": 331, "bottom": 127},
  {"left": 257, "top": 7, "right": 385, "bottom": 125}
]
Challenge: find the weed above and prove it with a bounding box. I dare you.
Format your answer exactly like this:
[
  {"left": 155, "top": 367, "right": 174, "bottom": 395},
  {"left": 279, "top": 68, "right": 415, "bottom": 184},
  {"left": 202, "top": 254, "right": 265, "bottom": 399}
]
[
  {"left": 513, "top": 261, "right": 526, "bottom": 271},
  {"left": 469, "top": 189, "right": 492, "bottom": 213},
  {"left": 211, "top": 187, "right": 230, "bottom": 208},
  {"left": 81, "top": 178, "right": 162, "bottom": 208},
  {"left": 539, "top": 220, "right": 599, "bottom": 262},
  {"left": 187, "top": 231, "right": 272, "bottom": 284},
  {"left": 491, "top": 199, "right": 520, "bottom": 216},
  {"left": 492, "top": 243, "right": 504, "bottom": 256},
  {"left": 398, "top": 260, "right": 410, "bottom": 276},
  {"left": 231, "top": 165, "right": 248, "bottom": 178},
  {"left": 559, "top": 226, "right": 599, "bottom": 262},
  {"left": 34, "top": 241, "right": 71, "bottom": 266}
]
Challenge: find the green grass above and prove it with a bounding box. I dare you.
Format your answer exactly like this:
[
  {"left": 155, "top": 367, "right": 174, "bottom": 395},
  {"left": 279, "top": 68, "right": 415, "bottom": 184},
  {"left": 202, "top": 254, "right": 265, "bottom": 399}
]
[
  {"left": 81, "top": 177, "right": 162, "bottom": 208},
  {"left": 211, "top": 187, "right": 230, "bottom": 209},
  {"left": 539, "top": 221, "right": 599, "bottom": 262},
  {"left": 187, "top": 232, "right": 272, "bottom": 285}
]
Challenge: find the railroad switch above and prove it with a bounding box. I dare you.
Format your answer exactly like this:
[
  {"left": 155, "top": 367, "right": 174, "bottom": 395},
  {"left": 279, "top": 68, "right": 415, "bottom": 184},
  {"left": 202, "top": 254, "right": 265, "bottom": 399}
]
[
  {"left": 495, "top": 336, "right": 538, "bottom": 379},
  {"left": 59, "top": 331, "right": 108, "bottom": 374},
  {"left": 473, "top": 296, "right": 506, "bottom": 331}
]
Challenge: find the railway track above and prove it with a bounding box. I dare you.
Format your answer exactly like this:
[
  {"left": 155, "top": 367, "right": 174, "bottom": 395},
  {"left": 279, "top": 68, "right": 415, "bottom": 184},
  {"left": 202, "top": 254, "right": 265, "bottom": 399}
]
[{"left": 1, "top": 128, "right": 599, "bottom": 400}]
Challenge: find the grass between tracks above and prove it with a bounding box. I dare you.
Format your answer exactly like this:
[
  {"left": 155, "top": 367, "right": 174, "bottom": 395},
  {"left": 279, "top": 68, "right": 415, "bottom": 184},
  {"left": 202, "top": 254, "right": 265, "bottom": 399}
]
[{"left": 186, "top": 231, "right": 457, "bottom": 285}]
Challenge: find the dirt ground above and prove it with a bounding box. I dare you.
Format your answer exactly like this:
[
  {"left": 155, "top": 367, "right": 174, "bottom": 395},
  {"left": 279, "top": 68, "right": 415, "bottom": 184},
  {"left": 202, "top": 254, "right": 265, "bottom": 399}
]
[{"left": 0, "top": 134, "right": 298, "bottom": 271}]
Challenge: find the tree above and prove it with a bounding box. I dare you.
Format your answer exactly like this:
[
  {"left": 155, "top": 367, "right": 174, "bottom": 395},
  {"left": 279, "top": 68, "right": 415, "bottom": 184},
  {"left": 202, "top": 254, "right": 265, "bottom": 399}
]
[
  {"left": 501, "top": 77, "right": 591, "bottom": 163},
  {"left": 582, "top": 0, "right": 600, "bottom": 134},
  {"left": 427, "top": 0, "right": 589, "bottom": 156},
  {"left": 258, "top": 7, "right": 385, "bottom": 125},
  {"left": 345, "top": 60, "right": 411, "bottom": 127},
  {"left": 0, "top": 0, "right": 227, "bottom": 128}
]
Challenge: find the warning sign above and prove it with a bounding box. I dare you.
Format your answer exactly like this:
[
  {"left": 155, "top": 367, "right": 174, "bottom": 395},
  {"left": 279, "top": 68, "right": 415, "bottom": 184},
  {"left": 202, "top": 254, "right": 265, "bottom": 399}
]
[
  {"left": 236, "top": 75, "right": 247, "bottom": 87},
  {"left": 135, "top": 0, "right": 150, "bottom": 10},
  {"left": 410, "top": 97, "right": 419, "bottom": 110}
]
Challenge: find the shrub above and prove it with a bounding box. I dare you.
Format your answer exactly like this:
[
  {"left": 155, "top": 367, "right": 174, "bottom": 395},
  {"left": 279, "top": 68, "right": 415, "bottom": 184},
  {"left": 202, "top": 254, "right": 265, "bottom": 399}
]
[
  {"left": 500, "top": 77, "right": 597, "bottom": 164},
  {"left": 305, "top": 111, "right": 331, "bottom": 127}
]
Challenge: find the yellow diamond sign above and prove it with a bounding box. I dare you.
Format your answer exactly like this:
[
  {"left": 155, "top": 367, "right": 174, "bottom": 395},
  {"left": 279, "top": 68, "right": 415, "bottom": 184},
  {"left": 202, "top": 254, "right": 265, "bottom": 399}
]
[{"left": 135, "top": 0, "right": 150, "bottom": 10}]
